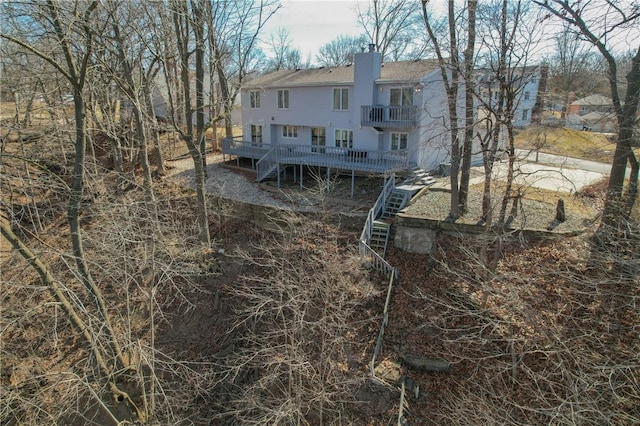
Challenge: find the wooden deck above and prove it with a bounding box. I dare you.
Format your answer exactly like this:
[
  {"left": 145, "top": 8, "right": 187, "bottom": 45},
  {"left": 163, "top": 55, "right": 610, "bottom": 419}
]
[{"left": 222, "top": 137, "right": 409, "bottom": 179}]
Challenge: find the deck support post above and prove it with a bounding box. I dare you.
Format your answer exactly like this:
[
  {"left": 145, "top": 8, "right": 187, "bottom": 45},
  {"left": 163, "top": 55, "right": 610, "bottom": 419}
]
[
  {"left": 351, "top": 169, "right": 355, "bottom": 198},
  {"left": 277, "top": 164, "right": 281, "bottom": 188},
  {"left": 300, "top": 164, "right": 304, "bottom": 189},
  {"left": 251, "top": 158, "right": 255, "bottom": 169},
  {"left": 236, "top": 157, "right": 239, "bottom": 167},
  {"left": 383, "top": 174, "right": 388, "bottom": 207}
]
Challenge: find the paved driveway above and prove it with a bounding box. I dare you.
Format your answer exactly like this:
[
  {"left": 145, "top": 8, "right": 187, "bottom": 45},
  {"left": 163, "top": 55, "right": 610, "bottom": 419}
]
[{"left": 470, "top": 150, "right": 612, "bottom": 193}]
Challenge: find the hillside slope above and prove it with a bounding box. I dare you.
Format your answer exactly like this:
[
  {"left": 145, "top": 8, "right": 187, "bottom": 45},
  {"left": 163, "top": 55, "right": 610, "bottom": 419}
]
[{"left": 515, "top": 126, "right": 617, "bottom": 163}]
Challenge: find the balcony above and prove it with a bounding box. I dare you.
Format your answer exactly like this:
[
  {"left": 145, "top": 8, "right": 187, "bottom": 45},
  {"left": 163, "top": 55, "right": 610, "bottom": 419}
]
[{"left": 361, "top": 105, "right": 417, "bottom": 129}]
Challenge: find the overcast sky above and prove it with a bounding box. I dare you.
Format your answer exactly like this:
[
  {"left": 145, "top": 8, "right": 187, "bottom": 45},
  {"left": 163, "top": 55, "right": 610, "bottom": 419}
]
[
  {"left": 259, "top": 0, "right": 640, "bottom": 65},
  {"left": 260, "top": 0, "right": 367, "bottom": 62}
]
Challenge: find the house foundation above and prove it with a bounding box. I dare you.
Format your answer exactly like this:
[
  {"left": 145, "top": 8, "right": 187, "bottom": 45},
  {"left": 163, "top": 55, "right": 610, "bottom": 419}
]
[{"left": 393, "top": 226, "right": 438, "bottom": 254}]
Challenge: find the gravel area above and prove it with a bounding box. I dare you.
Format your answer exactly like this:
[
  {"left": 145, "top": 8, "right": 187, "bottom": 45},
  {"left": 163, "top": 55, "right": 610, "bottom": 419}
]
[
  {"left": 168, "top": 154, "right": 295, "bottom": 209},
  {"left": 403, "top": 188, "right": 592, "bottom": 233},
  {"left": 167, "top": 154, "right": 377, "bottom": 213}
]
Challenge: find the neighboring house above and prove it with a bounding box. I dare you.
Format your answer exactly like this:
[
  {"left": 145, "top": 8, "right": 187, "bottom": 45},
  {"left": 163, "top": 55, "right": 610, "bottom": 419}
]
[
  {"left": 475, "top": 64, "right": 548, "bottom": 128},
  {"left": 571, "top": 111, "right": 617, "bottom": 133},
  {"left": 565, "top": 94, "right": 616, "bottom": 132},
  {"left": 223, "top": 45, "right": 545, "bottom": 187},
  {"left": 566, "top": 94, "right": 613, "bottom": 116}
]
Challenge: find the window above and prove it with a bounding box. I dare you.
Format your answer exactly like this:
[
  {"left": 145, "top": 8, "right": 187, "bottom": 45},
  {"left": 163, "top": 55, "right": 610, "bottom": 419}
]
[
  {"left": 524, "top": 91, "right": 530, "bottom": 101},
  {"left": 311, "top": 127, "right": 326, "bottom": 153},
  {"left": 333, "top": 88, "right": 348, "bottom": 110},
  {"left": 335, "top": 129, "right": 353, "bottom": 149},
  {"left": 250, "top": 90, "right": 260, "bottom": 108},
  {"left": 391, "top": 132, "right": 408, "bottom": 150},
  {"left": 390, "top": 87, "right": 413, "bottom": 120},
  {"left": 521, "top": 109, "right": 529, "bottom": 121},
  {"left": 282, "top": 125, "right": 298, "bottom": 138},
  {"left": 277, "top": 89, "right": 289, "bottom": 109},
  {"left": 390, "top": 87, "right": 413, "bottom": 106},
  {"left": 250, "top": 124, "right": 262, "bottom": 145}
]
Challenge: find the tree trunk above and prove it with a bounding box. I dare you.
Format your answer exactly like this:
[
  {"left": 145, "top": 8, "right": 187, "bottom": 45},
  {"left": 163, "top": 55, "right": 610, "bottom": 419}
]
[
  {"left": 422, "top": 0, "right": 461, "bottom": 219},
  {"left": 459, "top": 0, "right": 477, "bottom": 214},
  {"left": 193, "top": 0, "right": 208, "bottom": 176},
  {"left": 143, "top": 82, "right": 166, "bottom": 176},
  {"left": 173, "top": 0, "right": 211, "bottom": 246}
]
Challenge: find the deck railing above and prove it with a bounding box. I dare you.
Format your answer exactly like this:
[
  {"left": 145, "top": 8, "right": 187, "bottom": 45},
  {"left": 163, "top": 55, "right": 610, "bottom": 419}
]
[
  {"left": 361, "top": 105, "right": 417, "bottom": 129},
  {"left": 222, "top": 136, "right": 271, "bottom": 160},
  {"left": 223, "top": 137, "right": 409, "bottom": 175}
]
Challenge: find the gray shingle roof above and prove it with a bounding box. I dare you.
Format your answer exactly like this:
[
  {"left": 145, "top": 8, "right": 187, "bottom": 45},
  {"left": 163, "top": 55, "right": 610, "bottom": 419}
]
[
  {"left": 243, "top": 59, "right": 441, "bottom": 89},
  {"left": 571, "top": 94, "right": 613, "bottom": 106}
]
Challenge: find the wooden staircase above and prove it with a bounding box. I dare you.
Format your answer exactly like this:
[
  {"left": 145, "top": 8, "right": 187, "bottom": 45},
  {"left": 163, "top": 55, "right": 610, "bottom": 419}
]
[
  {"left": 369, "top": 220, "right": 391, "bottom": 257},
  {"left": 381, "top": 189, "right": 411, "bottom": 219},
  {"left": 367, "top": 188, "right": 414, "bottom": 257}
]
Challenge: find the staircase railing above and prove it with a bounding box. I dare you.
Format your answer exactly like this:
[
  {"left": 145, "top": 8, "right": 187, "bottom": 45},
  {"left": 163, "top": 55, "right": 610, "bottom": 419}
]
[
  {"left": 360, "top": 175, "right": 395, "bottom": 248},
  {"left": 359, "top": 175, "right": 397, "bottom": 278},
  {"left": 256, "top": 146, "right": 279, "bottom": 181},
  {"left": 360, "top": 177, "right": 406, "bottom": 424}
]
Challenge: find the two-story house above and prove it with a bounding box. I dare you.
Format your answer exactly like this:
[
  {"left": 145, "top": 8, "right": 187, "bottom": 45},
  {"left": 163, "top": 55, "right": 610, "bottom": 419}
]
[
  {"left": 475, "top": 64, "right": 548, "bottom": 129},
  {"left": 223, "top": 45, "right": 545, "bottom": 191}
]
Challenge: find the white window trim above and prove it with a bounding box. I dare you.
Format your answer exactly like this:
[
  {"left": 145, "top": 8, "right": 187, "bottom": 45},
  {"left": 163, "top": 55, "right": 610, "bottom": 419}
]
[
  {"left": 389, "top": 87, "right": 414, "bottom": 106},
  {"left": 282, "top": 125, "right": 298, "bottom": 138},
  {"left": 311, "top": 127, "right": 326, "bottom": 152},
  {"left": 333, "top": 87, "right": 348, "bottom": 111},
  {"left": 250, "top": 124, "right": 262, "bottom": 144},
  {"left": 277, "top": 89, "right": 289, "bottom": 109},
  {"left": 250, "top": 90, "right": 260, "bottom": 108},
  {"left": 334, "top": 129, "right": 353, "bottom": 149},
  {"left": 390, "top": 132, "right": 408, "bottom": 150}
]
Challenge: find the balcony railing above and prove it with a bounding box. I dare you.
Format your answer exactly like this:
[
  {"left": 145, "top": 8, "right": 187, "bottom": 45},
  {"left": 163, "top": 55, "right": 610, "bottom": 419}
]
[{"left": 361, "top": 105, "right": 417, "bottom": 129}]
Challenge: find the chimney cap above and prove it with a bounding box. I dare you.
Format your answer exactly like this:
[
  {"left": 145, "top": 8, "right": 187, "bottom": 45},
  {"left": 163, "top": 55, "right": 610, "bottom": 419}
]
[{"left": 368, "top": 43, "right": 376, "bottom": 52}]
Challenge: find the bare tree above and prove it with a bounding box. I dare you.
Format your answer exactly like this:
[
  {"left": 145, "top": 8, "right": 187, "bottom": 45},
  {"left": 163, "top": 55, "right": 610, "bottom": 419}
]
[
  {"left": 549, "top": 21, "right": 603, "bottom": 102},
  {"left": 211, "top": 210, "right": 378, "bottom": 424},
  {"left": 169, "top": 0, "right": 211, "bottom": 246},
  {"left": 390, "top": 228, "right": 639, "bottom": 424},
  {"left": 357, "top": 0, "right": 423, "bottom": 61},
  {"left": 209, "top": 0, "right": 280, "bottom": 136},
  {"left": 1, "top": 0, "right": 123, "bottom": 344},
  {"left": 458, "top": 0, "right": 477, "bottom": 214},
  {"left": 316, "top": 34, "right": 368, "bottom": 67},
  {"left": 533, "top": 0, "right": 640, "bottom": 241},
  {"left": 421, "top": 0, "right": 463, "bottom": 219},
  {"left": 473, "top": 0, "right": 542, "bottom": 228},
  {"left": 100, "top": 0, "right": 160, "bottom": 203},
  {"left": 264, "top": 26, "right": 308, "bottom": 71},
  {"left": 0, "top": 1, "right": 151, "bottom": 422}
]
